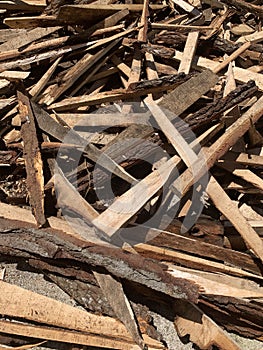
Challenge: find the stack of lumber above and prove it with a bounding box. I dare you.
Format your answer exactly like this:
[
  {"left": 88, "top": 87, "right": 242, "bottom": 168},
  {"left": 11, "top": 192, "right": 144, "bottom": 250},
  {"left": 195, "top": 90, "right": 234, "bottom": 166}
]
[{"left": 0, "top": 0, "right": 263, "bottom": 349}]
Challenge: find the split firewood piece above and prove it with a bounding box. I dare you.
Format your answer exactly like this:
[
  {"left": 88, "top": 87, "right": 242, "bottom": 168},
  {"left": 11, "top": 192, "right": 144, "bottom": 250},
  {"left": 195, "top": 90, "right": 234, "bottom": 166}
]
[
  {"left": 111, "top": 54, "right": 131, "bottom": 79},
  {"left": 0, "top": 26, "right": 61, "bottom": 53},
  {"left": 145, "top": 52, "right": 162, "bottom": 99},
  {"left": 178, "top": 31, "right": 199, "bottom": 74},
  {"left": 222, "top": 62, "right": 245, "bottom": 152},
  {"left": 236, "top": 30, "right": 263, "bottom": 44},
  {"left": 122, "top": 43, "right": 142, "bottom": 113},
  {"left": 31, "top": 103, "right": 137, "bottom": 185},
  {"left": 57, "top": 4, "right": 165, "bottom": 25},
  {"left": 201, "top": 8, "right": 235, "bottom": 40},
  {"left": 207, "top": 177, "right": 263, "bottom": 262},
  {"left": 138, "top": 0, "right": 149, "bottom": 43},
  {"left": 0, "top": 41, "right": 89, "bottom": 72},
  {"left": 174, "top": 300, "right": 241, "bottom": 350},
  {"left": 29, "top": 56, "right": 62, "bottom": 100},
  {"left": 171, "top": 0, "right": 201, "bottom": 19},
  {"left": 94, "top": 272, "right": 145, "bottom": 349},
  {"left": 17, "top": 91, "right": 46, "bottom": 227},
  {"left": 43, "top": 38, "right": 121, "bottom": 105},
  {"left": 184, "top": 80, "right": 258, "bottom": 130},
  {"left": 92, "top": 155, "right": 180, "bottom": 237}
]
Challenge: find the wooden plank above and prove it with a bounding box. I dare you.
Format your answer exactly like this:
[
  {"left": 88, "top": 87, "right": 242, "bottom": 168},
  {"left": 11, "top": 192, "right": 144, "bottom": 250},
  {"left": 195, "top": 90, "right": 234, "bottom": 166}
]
[
  {"left": 57, "top": 4, "right": 165, "bottom": 25},
  {"left": 0, "top": 27, "right": 60, "bottom": 52},
  {"left": 17, "top": 91, "right": 46, "bottom": 227},
  {"left": 0, "top": 320, "right": 163, "bottom": 350},
  {"left": 3, "top": 16, "right": 61, "bottom": 29},
  {"left": 138, "top": 0, "right": 149, "bottom": 42},
  {"left": 0, "top": 281, "right": 135, "bottom": 341},
  {"left": 151, "top": 23, "right": 213, "bottom": 32},
  {"left": 222, "top": 152, "right": 263, "bottom": 166},
  {"left": 0, "top": 71, "right": 30, "bottom": 80},
  {"left": 48, "top": 74, "right": 189, "bottom": 111},
  {"left": 29, "top": 56, "right": 62, "bottom": 100},
  {"left": 212, "top": 41, "right": 251, "bottom": 74},
  {"left": 178, "top": 31, "right": 199, "bottom": 74},
  {"left": 134, "top": 243, "right": 263, "bottom": 279}
]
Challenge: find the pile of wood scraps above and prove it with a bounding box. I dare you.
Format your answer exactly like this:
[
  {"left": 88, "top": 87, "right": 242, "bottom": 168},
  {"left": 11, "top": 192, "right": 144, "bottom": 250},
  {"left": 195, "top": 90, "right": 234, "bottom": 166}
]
[{"left": 0, "top": 0, "right": 263, "bottom": 349}]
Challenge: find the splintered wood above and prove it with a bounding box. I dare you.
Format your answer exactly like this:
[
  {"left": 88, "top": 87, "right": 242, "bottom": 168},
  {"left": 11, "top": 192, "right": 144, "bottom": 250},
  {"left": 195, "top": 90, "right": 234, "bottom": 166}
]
[{"left": 0, "top": 0, "right": 263, "bottom": 350}]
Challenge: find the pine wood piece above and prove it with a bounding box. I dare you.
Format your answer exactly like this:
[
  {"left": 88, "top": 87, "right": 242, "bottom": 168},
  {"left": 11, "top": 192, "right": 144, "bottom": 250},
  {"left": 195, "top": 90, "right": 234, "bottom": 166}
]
[
  {"left": 0, "top": 320, "right": 163, "bottom": 350},
  {"left": 0, "top": 71, "right": 30, "bottom": 80},
  {"left": 17, "top": 91, "right": 45, "bottom": 227},
  {"left": 0, "top": 281, "right": 134, "bottom": 341},
  {"left": 212, "top": 41, "right": 251, "bottom": 74},
  {"left": 135, "top": 243, "right": 263, "bottom": 279},
  {"left": 151, "top": 23, "right": 213, "bottom": 32},
  {"left": 29, "top": 56, "right": 62, "bottom": 100},
  {"left": 138, "top": 0, "right": 149, "bottom": 42},
  {"left": 236, "top": 30, "right": 263, "bottom": 44},
  {"left": 178, "top": 31, "right": 199, "bottom": 74}
]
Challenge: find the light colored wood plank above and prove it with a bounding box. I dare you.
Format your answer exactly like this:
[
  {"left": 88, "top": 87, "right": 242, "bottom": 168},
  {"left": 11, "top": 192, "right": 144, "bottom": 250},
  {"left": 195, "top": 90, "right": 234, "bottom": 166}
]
[
  {"left": 207, "top": 177, "right": 263, "bottom": 262},
  {"left": 178, "top": 31, "right": 199, "bottom": 74},
  {"left": 0, "top": 70, "right": 30, "bottom": 80},
  {"left": 0, "top": 27, "right": 60, "bottom": 52},
  {"left": 92, "top": 155, "right": 180, "bottom": 237}
]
